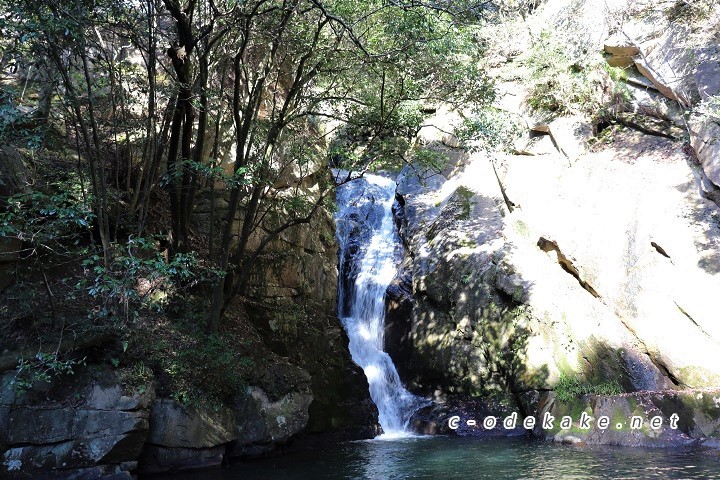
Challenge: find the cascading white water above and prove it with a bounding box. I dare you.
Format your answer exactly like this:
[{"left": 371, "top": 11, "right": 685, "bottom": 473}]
[{"left": 335, "top": 172, "right": 427, "bottom": 437}]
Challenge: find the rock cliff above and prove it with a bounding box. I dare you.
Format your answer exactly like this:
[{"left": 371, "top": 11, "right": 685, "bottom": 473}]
[{"left": 388, "top": 0, "right": 720, "bottom": 447}]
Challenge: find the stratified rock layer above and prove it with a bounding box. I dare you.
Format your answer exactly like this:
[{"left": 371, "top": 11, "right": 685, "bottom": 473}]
[{"left": 1, "top": 371, "right": 154, "bottom": 479}]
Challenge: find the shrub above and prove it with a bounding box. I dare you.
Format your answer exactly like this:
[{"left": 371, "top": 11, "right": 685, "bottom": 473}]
[
  {"left": 135, "top": 315, "right": 254, "bottom": 408},
  {"left": 12, "top": 352, "right": 86, "bottom": 394},
  {"left": 523, "top": 27, "right": 610, "bottom": 118},
  {"left": 555, "top": 372, "right": 622, "bottom": 401},
  {"left": 456, "top": 107, "right": 525, "bottom": 152},
  {"left": 81, "top": 237, "right": 222, "bottom": 324},
  {"left": 0, "top": 187, "right": 93, "bottom": 254}
]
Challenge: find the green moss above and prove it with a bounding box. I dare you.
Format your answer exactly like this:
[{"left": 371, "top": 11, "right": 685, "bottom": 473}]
[
  {"left": 548, "top": 397, "right": 592, "bottom": 434},
  {"left": 602, "top": 64, "right": 633, "bottom": 104},
  {"left": 675, "top": 391, "right": 720, "bottom": 422},
  {"left": 678, "top": 366, "right": 720, "bottom": 387},
  {"left": 611, "top": 408, "right": 628, "bottom": 431},
  {"left": 698, "top": 395, "right": 720, "bottom": 421}
]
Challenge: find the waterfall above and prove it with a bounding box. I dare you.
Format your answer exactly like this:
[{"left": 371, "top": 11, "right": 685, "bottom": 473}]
[{"left": 335, "top": 171, "right": 427, "bottom": 437}]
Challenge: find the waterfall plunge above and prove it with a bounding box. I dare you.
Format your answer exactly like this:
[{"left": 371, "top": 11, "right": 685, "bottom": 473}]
[{"left": 335, "top": 172, "right": 427, "bottom": 437}]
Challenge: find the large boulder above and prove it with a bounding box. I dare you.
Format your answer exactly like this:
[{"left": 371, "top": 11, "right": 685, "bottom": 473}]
[
  {"left": 139, "top": 349, "right": 317, "bottom": 472},
  {"left": 0, "top": 370, "right": 154, "bottom": 479},
  {"left": 146, "top": 399, "right": 236, "bottom": 448},
  {"left": 226, "top": 386, "right": 314, "bottom": 459},
  {"left": 236, "top": 388, "right": 313, "bottom": 444},
  {"left": 137, "top": 399, "right": 236, "bottom": 474}
]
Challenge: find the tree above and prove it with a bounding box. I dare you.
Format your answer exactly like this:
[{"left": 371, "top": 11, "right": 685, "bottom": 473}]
[
  {"left": 0, "top": 0, "right": 494, "bottom": 332},
  {"left": 202, "top": 0, "right": 493, "bottom": 330}
]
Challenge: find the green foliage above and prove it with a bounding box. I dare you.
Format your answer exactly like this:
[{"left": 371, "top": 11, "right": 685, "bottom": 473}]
[
  {"left": 456, "top": 107, "right": 525, "bottom": 152},
  {"left": 328, "top": 3, "right": 494, "bottom": 172},
  {"left": 604, "top": 64, "right": 628, "bottom": 84},
  {"left": 164, "top": 159, "right": 252, "bottom": 190},
  {"left": 12, "top": 352, "right": 86, "bottom": 394},
  {"left": 602, "top": 63, "right": 633, "bottom": 105},
  {"left": 0, "top": 88, "right": 43, "bottom": 149},
  {"left": 137, "top": 315, "right": 253, "bottom": 407},
  {"left": 167, "top": 334, "right": 252, "bottom": 407},
  {"left": 119, "top": 361, "right": 153, "bottom": 394},
  {"left": 555, "top": 372, "right": 622, "bottom": 402},
  {"left": 0, "top": 187, "right": 93, "bottom": 252},
  {"left": 81, "top": 237, "right": 220, "bottom": 323},
  {"left": 344, "top": 101, "right": 425, "bottom": 142},
  {"left": 412, "top": 147, "right": 450, "bottom": 173},
  {"left": 524, "top": 30, "right": 604, "bottom": 116}
]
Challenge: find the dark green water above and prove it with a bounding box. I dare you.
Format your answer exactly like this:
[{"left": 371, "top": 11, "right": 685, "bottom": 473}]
[{"left": 149, "top": 436, "right": 720, "bottom": 480}]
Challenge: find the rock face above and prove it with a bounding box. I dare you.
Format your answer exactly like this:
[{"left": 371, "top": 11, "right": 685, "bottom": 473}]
[
  {"left": 530, "top": 0, "right": 720, "bottom": 192},
  {"left": 615, "top": 7, "right": 720, "bottom": 196},
  {"left": 138, "top": 399, "right": 236, "bottom": 473},
  {"left": 623, "top": 9, "right": 720, "bottom": 106},
  {"left": 0, "top": 371, "right": 154, "bottom": 479},
  {"left": 243, "top": 208, "right": 378, "bottom": 439},
  {"left": 690, "top": 117, "right": 720, "bottom": 194},
  {"left": 395, "top": 127, "right": 720, "bottom": 444},
  {"left": 387, "top": 0, "right": 720, "bottom": 448},
  {"left": 393, "top": 126, "right": 720, "bottom": 410},
  {"left": 138, "top": 386, "right": 315, "bottom": 473},
  {"left": 147, "top": 399, "right": 237, "bottom": 449},
  {"left": 596, "top": 3, "right": 720, "bottom": 191}
]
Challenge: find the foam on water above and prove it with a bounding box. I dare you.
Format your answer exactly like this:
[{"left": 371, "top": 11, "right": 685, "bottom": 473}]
[{"left": 335, "top": 172, "right": 427, "bottom": 436}]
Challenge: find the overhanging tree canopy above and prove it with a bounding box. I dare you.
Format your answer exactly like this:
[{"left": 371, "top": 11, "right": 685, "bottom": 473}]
[{"left": 0, "top": 0, "right": 494, "bottom": 330}]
